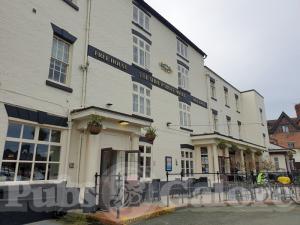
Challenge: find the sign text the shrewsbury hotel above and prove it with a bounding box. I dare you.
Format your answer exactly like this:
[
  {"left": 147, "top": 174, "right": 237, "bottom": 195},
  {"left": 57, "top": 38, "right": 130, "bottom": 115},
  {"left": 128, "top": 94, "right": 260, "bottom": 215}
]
[{"left": 88, "top": 45, "right": 207, "bottom": 108}]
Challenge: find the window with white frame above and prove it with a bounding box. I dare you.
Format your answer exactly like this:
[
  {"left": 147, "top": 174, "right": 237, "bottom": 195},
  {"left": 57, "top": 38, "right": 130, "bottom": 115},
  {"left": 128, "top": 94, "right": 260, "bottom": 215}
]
[
  {"left": 210, "top": 79, "right": 216, "bottom": 99},
  {"left": 181, "top": 149, "right": 194, "bottom": 177},
  {"left": 226, "top": 116, "right": 231, "bottom": 136},
  {"left": 179, "top": 102, "right": 191, "bottom": 128},
  {"left": 288, "top": 142, "right": 295, "bottom": 148},
  {"left": 224, "top": 87, "right": 229, "bottom": 106},
  {"left": 201, "top": 147, "right": 209, "bottom": 174},
  {"left": 133, "top": 83, "right": 151, "bottom": 116},
  {"left": 0, "top": 122, "right": 61, "bottom": 182},
  {"left": 48, "top": 36, "right": 70, "bottom": 85},
  {"left": 133, "top": 5, "right": 150, "bottom": 32},
  {"left": 177, "top": 39, "right": 188, "bottom": 59},
  {"left": 139, "top": 145, "right": 151, "bottom": 179},
  {"left": 212, "top": 110, "right": 218, "bottom": 132},
  {"left": 274, "top": 157, "right": 280, "bottom": 171},
  {"left": 178, "top": 64, "right": 189, "bottom": 90},
  {"left": 235, "top": 94, "right": 240, "bottom": 112},
  {"left": 133, "top": 36, "right": 150, "bottom": 70},
  {"left": 282, "top": 125, "right": 289, "bottom": 133}
]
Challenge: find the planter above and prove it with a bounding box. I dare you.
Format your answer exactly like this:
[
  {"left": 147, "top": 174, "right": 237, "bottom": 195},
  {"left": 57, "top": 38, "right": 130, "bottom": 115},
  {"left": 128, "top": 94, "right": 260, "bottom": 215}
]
[
  {"left": 88, "top": 123, "right": 102, "bottom": 135},
  {"left": 145, "top": 133, "right": 156, "bottom": 144}
]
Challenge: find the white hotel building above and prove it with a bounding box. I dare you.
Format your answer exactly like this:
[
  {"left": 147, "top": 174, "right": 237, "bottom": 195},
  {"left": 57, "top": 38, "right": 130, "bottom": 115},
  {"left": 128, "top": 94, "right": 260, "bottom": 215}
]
[{"left": 0, "top": 0, "right": 269, "bottom": 209}]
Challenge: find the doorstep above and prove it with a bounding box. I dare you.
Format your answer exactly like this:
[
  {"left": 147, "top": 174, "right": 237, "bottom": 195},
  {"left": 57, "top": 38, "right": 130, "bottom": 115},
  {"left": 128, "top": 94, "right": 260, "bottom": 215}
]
[{"left": 87, "top": 204, "right": 176, "bottom": 225}]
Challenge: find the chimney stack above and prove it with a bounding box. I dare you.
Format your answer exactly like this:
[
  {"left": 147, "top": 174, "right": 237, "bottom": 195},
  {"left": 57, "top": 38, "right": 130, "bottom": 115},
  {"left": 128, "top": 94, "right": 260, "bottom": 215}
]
[{"left": 295, "top": 104, "right": 300, "bottom": 117}]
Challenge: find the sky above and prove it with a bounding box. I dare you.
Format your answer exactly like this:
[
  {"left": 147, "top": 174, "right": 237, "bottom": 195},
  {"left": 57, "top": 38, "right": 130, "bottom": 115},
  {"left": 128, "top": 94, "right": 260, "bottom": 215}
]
[{"left": 145, "top": 0, "right": 300, "bottom": 120}]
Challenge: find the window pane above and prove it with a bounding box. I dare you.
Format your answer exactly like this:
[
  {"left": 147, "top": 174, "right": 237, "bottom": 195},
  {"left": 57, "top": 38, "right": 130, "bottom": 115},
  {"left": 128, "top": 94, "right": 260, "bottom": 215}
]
[
  {"left": 140, "top": 96, "right": 144, "bottom": 114},
  {"left": 145, "top": 16, "right": 150, "bottom": 31},
  {"left": 7, "top": 123, "right": 22, "bottom": 138},
  {"left": 140, "top": 86, "right": 145, "bottom": 95},
  {"left": 39, "top": 128, "right": 50, "bottom": 141},
  {"left": 3, "top": 141, "right": 19, "bottom": 160},
  {"left": 146, "top": 146, "right": 151, "bottom": 154},
  {"left": 0, "top": 162, "right": 16, "bottom": 181},
  {"left": 139, "top": 49, "right": 145, "bottom": 66},
  {"left": 146, "top": 99, "right": 151, "bottom": 116},
  {"left": 133, "top": 83, "right": 138, "bottom": 92},
  {"left": 33, "top": 163, "right": 46, "bottom": 181},
  {"left": 133, "top": 45, "right": 138, "bottom": 63},
  {"left": 19, "top": 143, "right": 35, "bottom": 161},
  {"left": 133, "top": 6, "right": 138, "bottom": 22},
  {"left": 146, "top": 89, "right": 150, "bottom": 97},
  {"left": 133, "top": 94, "right": 139, "bottom": 112},
  {"left": 51, "top": 130, "right": 61, "bottom": 143},
  {"left": 49, "top": 146, "right": 61, "bottom": 162},
  {"left": 139, "top": 145, "right": 144, "bottom": 153},
  {"left": 139, "top": 10, "right": 144, "bottom": 27},
  {"left": 47, "top": 164, "right": 59, "bottom": 180},
  {"left": 17, "top": 163, "right": 32, "bottom": 181},
  {"left": 36, "top": 144, "right": 49, "bottom": 161},
  {"left": 146, "top": 157, "right": 151, "bottom": 178},
  {"left": 22, "top": 125, "right": 35, "bottom": 140}
]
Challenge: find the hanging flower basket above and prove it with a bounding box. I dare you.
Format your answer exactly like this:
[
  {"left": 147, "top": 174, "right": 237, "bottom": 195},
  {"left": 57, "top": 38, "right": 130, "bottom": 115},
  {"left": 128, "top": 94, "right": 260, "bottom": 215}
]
[
  {"left": 255, "top": 151, "right": 263, "bottom": 157},
  {"left": 87, "top": 115, "right": 104, "bottom": 135},
  {"left": 245, "top": 148, "right": 252, "bottom": 155},
  {"left": 145, "top": 127, "right": 157, "bottom": 144},
  {"left": 217, "top": 141, "right": 227, "bottom": 150}
]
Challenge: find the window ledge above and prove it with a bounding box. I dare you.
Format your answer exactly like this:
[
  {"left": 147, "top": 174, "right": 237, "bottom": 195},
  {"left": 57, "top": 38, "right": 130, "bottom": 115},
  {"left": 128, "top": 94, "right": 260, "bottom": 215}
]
[
  {"left": 61, "top": 0, "right": 79, "bottom": 11},
  {"left": 180, "top": 127, "right": 193, "bottom": 133},
  {"left": 46, "top": 80, "right": 73, "bottom": 93},
  {"left": 132, "top": 21, "right": 152, "bottom": 36},
  {"left": 177, "top": 54, "right": 189, "bottom": 63}
]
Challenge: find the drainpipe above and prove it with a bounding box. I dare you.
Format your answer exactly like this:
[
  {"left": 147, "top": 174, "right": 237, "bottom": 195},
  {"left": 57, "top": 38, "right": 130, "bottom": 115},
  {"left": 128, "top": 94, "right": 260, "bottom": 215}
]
[
  {"left": 205, "top": 74, "right": 212, "bottom": 132},
  {"left": 81, "top": 0, "right": 92, "bottom": 107},
  {"left": 64, "top": 109, "right": 72, "bottom": 182}
]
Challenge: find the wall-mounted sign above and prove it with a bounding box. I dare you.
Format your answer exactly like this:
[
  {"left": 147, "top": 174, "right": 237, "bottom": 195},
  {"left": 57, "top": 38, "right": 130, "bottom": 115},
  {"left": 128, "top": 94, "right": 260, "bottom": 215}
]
[
  {"left": 159, "top": 62, "right": 172, "bottom": 74},
  {"left": 165, "top": 156, "right": 173, "bottom": 172}
]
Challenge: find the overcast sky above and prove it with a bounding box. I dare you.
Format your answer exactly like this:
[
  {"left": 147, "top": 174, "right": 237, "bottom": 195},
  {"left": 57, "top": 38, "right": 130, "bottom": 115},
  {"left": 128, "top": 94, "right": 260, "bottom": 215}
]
[{"left": 145, "top": 0, "right": 300, "bottom": 120}]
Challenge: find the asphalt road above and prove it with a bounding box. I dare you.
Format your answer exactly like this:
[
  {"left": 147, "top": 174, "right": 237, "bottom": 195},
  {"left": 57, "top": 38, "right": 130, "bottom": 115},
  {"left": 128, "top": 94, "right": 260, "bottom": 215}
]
[{"left": 132, "top": 205, "right": 300, "bottom": 225}]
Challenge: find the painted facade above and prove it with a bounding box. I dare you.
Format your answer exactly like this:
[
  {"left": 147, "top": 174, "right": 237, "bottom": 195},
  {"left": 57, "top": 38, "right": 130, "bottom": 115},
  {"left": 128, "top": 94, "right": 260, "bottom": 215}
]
[{"left": 0, "top": 0, "right": 269, "bottom": 207}]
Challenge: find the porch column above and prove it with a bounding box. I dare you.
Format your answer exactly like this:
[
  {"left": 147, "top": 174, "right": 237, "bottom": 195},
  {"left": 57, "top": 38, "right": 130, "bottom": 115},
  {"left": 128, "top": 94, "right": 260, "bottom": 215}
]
[
  {"left": 212, "top": 145, "right": 220, "bottom": 181},
  {"left": 225, "top": 148, "right": 230, "bottom": 173},
  {"left": 251, "top": 152, "right": 257, "bottom": 173},
  {"left": 285, "top": 155, "right": 292, "bottom": 173},
  {"left": 240, "top": 150, "right": 245, "bottom": 173}
]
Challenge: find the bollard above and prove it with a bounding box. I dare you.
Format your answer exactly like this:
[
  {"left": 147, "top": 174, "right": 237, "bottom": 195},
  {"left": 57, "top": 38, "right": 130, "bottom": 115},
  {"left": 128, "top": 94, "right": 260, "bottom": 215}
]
[{"left": 166, "top": 172, "right": 169, "bottom": 207}]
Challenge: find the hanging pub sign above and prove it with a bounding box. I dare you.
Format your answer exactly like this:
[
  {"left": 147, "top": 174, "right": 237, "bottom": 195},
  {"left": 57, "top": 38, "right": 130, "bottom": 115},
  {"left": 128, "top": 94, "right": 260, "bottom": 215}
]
[{"left": 165, "top": 156, "right": 173, "bottom": 172}]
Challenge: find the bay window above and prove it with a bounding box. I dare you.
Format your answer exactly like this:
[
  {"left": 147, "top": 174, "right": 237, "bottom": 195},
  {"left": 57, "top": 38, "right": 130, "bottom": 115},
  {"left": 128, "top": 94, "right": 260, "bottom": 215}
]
[
  {"left": 179, "top": 102, "right": 191, "bottom": 128},
  {"left": 133, "top": 83, "right": 151, "bottom": 116},
  {"left": 0, "top": 122, "right": 62, "bottom": 182},
  {"left": 178, "top": 64, "right": 189, "bottom": 90},
  {"left": 133, "top": 36, "right": 150, "bottom": 70}
]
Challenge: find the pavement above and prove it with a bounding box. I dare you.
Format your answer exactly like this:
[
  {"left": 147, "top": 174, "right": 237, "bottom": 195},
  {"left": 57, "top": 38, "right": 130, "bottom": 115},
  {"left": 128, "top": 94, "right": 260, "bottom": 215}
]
[{"left": 132, "top": 205, "right": 300, "bottom": 225}]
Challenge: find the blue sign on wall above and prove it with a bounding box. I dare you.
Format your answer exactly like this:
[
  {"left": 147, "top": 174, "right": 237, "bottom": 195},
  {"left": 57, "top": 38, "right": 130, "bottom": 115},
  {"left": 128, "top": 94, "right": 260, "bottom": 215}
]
[{"left": 165, "top": 156, "right": 172, "bottom": 172}]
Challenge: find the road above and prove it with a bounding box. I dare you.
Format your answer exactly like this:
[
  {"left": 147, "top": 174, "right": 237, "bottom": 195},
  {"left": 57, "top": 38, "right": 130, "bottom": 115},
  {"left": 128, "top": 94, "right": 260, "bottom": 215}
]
[{"left": 132, "top": 205, "right": 300, "bottom": 225}]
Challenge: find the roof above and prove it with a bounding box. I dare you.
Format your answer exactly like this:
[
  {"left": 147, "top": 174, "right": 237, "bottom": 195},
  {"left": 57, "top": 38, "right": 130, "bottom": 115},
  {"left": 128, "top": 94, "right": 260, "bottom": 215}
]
[
  {"left": 268, "top": 143, "right": 296, "bottom": 154},
  {"left": 135, "top": 0, "right": 207, "bottom": 58},
  {"left": 268, "top": 112, "right": 300, "bottom": 134}
]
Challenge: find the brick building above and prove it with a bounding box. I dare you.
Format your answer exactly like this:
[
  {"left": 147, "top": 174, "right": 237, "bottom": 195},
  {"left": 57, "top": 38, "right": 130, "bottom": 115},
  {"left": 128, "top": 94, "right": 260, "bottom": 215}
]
[{"left": 268, "top": 104, "right": 300, "bottom": 169}]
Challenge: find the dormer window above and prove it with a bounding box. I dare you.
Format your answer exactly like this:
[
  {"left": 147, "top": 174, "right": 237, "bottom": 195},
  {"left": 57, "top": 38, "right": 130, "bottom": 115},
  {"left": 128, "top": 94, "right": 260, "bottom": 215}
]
[{"left": 282, "top": 125, "right": 289, "bottom": 133}]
